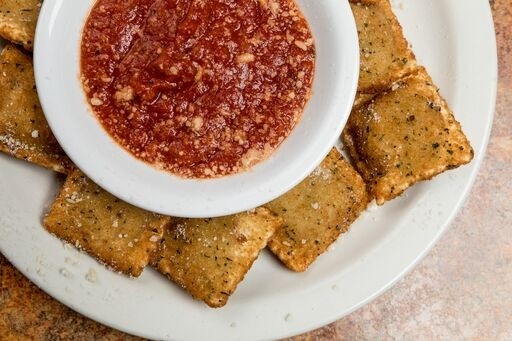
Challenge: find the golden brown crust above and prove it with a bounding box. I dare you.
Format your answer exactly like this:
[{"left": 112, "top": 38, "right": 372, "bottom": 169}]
[
  {"left": 151, "top": 208, "right": 281, "bottom": 308},
  {"left": 0, "top": 0, "right": 41, "bottom": 51},
  {"left": 343, "top": 67, "right": 474, "bottom": 205},
  {"left": 0, "top": 44, "right": 72, "bottom": 174},
  {"left": 353, "top": 92, "right": 376, "bottom": 109},
  {"left": 44, "top": 169, "right": 170, "bottom": 277},
  {"left": 266, "top": 148, "right": 370, "bottom": 272},
  {"left": 350, "top": 0, "right": 417, "bottom": 93}
]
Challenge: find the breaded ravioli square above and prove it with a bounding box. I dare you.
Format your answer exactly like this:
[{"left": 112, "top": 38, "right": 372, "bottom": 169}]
[
  {"left": 343, "top": 67, "right": 474, "bottom": 205},
  {"left": 0, "top": 45, "right": 71, "bottom": 173},
  {"left": 266, "top": 148, "right": 369, "bottom": 272},
  {"left": 350, "top": 0, "right": 416, "bottom": 93},
  {"left": 151, "top": 208, "right": 281, "bottom": 308},
  {"left": 0, "top": 0, "right": 41, "bottom": 51},
  {"left": 44, "top": 169, "right": 170, "bottom": 277}
]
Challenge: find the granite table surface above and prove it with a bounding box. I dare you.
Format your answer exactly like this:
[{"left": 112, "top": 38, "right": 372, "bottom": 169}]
[{"left": 1, "top": 0, "right": 511, "bottom": 340}]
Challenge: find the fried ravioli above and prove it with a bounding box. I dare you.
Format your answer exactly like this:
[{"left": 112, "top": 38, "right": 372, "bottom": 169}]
[
  {"left": 350, "top": 0, "right": 417, "bottom": 93},
  {"left": 0, "top": 0, "right": 41, "bottom": 51},
  {"left": 151, "top": 208, "right": 281, "bottom": 308},
  {"left": 266, "top": 149, "right": 369, "bottom": 272},
  {"left": 44, "top": 169, "right": 170, "bottom": 277},
  {"left": 0, "top": 44, "right": 71, "bottom": 173},
  {"left": 343, "top": 67, "right": 474, "bottom": 205}
]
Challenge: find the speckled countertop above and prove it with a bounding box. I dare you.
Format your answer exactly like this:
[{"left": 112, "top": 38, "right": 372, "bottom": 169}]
[{"left": 1, "top": 1, "right": 510, "bottom": 340}]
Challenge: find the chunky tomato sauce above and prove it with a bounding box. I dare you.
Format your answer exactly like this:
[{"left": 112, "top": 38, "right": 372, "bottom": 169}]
[{"left": 81, "top": 0, "right": 315, "bottom": 178}]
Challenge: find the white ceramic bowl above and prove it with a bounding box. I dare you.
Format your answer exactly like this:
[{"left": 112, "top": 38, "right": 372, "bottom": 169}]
[{"left": 34, "top": 0, "right": 359, "bottom": 218}]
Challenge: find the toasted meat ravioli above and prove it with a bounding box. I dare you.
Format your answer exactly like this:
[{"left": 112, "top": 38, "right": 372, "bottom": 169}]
[
  {"left": 0, "top": 0, "right": 41, "bottom": 51},
  {"left": 151, "top": 208, "right": 281, "bottom": 308},
  {"left": 343, "top": 67, "right": 474, "bottom": 205},
  {"left": 0, "top": 44, "right": 71, "bottom": 173},
  {"left": 266, "top": 148, "right": 369, "bottom": 272},
  {"left": 350, "top": 0, "right": 417, "bottom": 93},
  {"left": 44, "top": 169, "right": 170, "bottom": 277}
]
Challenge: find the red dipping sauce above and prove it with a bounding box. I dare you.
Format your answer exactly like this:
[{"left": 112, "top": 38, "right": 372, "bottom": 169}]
[{"left": 81, "top": 0, "right": 315, "bottom": 178}]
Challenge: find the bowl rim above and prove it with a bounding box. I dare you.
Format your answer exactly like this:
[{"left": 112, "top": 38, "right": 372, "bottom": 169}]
[{"left": 34, "top": 0, "right": 360, "bottom": 218}]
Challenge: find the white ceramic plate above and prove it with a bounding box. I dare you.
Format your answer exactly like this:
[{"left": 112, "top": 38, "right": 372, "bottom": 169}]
[
  {"left": 33, "top": 0, "right": 359, "bottom": 218},
  {"left": 0, "top": 0, "right": 497, "bottom": 340}
]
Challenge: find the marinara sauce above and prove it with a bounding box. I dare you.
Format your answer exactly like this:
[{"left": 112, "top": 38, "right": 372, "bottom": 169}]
[{"left": 81, "top": 0, "right": 315, "bottom": 178}]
